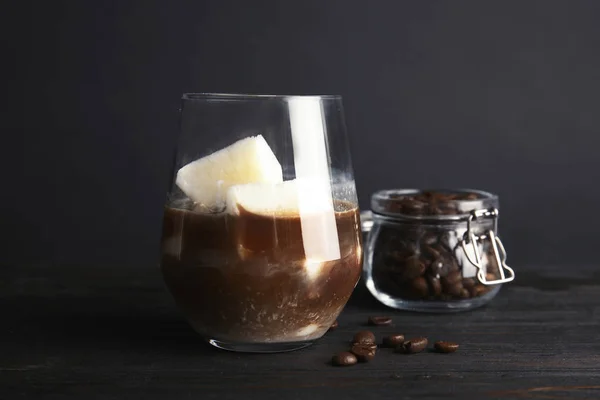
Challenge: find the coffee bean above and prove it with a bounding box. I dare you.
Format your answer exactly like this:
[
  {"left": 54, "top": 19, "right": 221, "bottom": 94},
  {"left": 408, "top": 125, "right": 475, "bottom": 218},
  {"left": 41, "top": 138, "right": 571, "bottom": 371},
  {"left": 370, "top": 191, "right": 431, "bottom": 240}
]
[
  {"left": 481, "top": 284, "right": 493, "bottom": 294},
  {"left": 402, "top": 256, "right": 426, "bottom": 281},
  {"left": 424, "top": 192, "right": 461, "bottom": 215},
  {"left": 441, "top": 270, "right": 463, "bottom": 296},
  {"left": 424, "top": 246, "right": 441, "bottom": 261},
  {"left": 396, "top": 337, "right": 428, "bottom": 354},
  {"left": 385, "top": 250, "right": 407, "bottom": 265},
  {"left": 442, "top": 270, "right": 462, "bottom": 285},
  {"left": 429, "top": 255, "right": 457, "bottom": 278},
  {"left": 428, "top": 259, "right": 445, "bottom": 278},
  {"left": 462, "top": 278, "right": 476, "bottom": 289},
  {"left": 426, "top": 275, "right": 442, "bottom": 296},
  {"left": 386, "top": 201, "right": 403, "bottom": 214},
  {"left": 469, "top": 286, "right": 480, "bottom": 297},
  {"left": 382, "top": 334, "right": 405, "bottom": 348},
  {"left": 434, "top": 242, "right": 449, "bottom": 255},
  {"left": 438, "top": 204, "right": 457, "bottom": 215},
  {"left": 427, "top": 205, "right": 441, "bottom": 215},
  {"left": 422, "top": 233, "right": 438, "bottom": 246},
  {"left": 352, "top": 330, "right": 376, "bottom": 345},
  {"left": 446, "top": 282, "right": 464, "bottom": 297},
  {"left": 459, "top": 288, "right": 470, "bottom": 299},
  {"left": 449, "top": 257, "right": 460, "bottom": 271},
  {"left": 332, "top": 352, "right": 357, "bottom": 366},
  {"left": 439, "top": 234, "right": 456, "bottom": 252},
  {"left": 470, "top": 284, "right": 491, "bottom": 297},
  {"left": 368, "top": 316, "right": 392, "bottom": 326},
  {"left": 401, "top": 241, "right": 419, "bottom": 255},
  {"left": 445, "top": 193, "right": 459, "bottom": 201},
  {"left": 409, "top": 276, "right": 429, "bottom": 299},
  {"left": 401, "top": 198, "right": 426, "bottom": 215},
  {"left": 485, "top": 272, "right": 497, "bottom": 282},
  {"left": 434, "top": 341, "right": 459, "bottom": 353},
  {"left": 328, "top": 320, "right": 339, "bottom": 331},
  {"left": 350, "top": 343, "right": 377, "bottom": 362}
]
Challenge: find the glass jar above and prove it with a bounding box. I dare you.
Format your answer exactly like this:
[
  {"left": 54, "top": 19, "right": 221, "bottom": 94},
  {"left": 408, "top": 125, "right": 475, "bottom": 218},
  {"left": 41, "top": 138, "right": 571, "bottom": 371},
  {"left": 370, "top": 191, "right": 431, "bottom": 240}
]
[{"left": 362, "top": 189, "right": 515, "bottom": 312}]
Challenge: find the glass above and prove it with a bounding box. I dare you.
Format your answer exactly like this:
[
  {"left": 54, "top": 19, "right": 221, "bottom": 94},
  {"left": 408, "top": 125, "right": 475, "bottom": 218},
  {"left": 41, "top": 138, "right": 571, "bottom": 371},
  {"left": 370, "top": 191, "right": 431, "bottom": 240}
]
[
  {"left": 160, "top": 93, "right": 362, "bottom": 352},
  {"left": 362, "top": 189, "right": 515, "bottom": 313}
]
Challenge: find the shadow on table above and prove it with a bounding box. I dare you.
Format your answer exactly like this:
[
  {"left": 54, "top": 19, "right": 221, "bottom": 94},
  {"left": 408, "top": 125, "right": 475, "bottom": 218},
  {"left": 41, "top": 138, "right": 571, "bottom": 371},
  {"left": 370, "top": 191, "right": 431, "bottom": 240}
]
[
  {"left": 7, "top": 284, "right": 388, "bottom": 357},
  {"left": 5, "top": 274, "right": 441, "bottom": 355},
  {"left": 5, "top": 295, "right": 221, "bottom": 357}
]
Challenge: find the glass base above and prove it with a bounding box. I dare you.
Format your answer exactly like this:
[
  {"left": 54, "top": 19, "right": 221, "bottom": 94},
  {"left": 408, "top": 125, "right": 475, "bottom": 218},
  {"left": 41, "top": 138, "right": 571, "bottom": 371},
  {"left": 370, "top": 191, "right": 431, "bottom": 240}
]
[
  {"left": 365, "top": 278, "right": 502, "bottom": 313},
  {"left": 207, "top": 339, "right": 314, "bottom": 353}
]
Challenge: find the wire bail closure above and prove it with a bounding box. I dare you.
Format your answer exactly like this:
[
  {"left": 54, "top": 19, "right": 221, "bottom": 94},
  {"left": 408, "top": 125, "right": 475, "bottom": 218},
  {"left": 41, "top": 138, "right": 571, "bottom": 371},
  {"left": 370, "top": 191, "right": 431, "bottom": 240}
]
[{"left": 460, "top": 208, "right": 515, "bottom": 286}]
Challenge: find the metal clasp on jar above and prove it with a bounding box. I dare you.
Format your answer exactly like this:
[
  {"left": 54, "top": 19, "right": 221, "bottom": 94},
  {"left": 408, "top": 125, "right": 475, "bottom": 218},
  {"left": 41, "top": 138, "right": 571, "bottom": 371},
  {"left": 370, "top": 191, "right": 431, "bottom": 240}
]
[{"left": 460, "top": 208, "right": 515, "bottom": 285}]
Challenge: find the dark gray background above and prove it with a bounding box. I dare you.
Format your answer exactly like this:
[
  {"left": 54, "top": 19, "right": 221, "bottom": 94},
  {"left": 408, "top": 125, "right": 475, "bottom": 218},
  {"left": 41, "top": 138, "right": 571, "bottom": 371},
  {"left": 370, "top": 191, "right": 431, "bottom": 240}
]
[{"left": 3, "top": 0, "right": 599, "bottom": 269}]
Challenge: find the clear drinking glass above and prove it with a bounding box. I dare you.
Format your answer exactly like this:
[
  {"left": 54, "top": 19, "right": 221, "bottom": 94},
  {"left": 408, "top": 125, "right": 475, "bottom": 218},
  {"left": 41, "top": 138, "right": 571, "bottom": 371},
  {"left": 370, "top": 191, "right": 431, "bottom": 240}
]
[{"left": 160, "top": 93, "right": 362, "bottom": 353}]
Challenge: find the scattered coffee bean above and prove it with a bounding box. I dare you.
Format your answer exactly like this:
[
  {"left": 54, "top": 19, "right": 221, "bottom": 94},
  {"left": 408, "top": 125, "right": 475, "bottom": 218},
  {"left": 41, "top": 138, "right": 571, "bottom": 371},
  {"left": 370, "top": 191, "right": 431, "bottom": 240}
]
[
  {"left": 382, "top": 334, "right": 405, "bottom": 348},
  {"left": 368, "top": 316, "right": 392, "bottom": 326},
  {"left": 352, "top": 330, "right": 376, "bottom": 345},
  {"left": 350, "top": 343, "right": 377, "bottom": 362},
  {"left": 328, "top": 320, "right": 339, "bottom": 331},
  {"left": 434, "top": 341, "right": 459, "bottom": 353},
  {"left": 332, "top": 352, "right": 357, "bottom": 366},
  {"left": 396, "top": 337, "right": 428, "bottom": 354}
]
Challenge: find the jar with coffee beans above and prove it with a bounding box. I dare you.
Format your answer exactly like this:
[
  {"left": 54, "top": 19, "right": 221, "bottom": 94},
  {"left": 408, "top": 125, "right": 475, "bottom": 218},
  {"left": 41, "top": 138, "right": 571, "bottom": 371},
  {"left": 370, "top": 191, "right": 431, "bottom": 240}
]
[{"left": 361, "top": 189, "right": 515, "bottom": 312}]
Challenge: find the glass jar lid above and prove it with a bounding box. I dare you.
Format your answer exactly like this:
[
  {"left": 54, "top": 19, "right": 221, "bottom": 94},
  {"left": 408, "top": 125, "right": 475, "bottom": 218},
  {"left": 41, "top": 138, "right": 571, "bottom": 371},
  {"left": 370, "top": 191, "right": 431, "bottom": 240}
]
[{"left": 371, "top": 189, "right": 499, "bottom": 221}]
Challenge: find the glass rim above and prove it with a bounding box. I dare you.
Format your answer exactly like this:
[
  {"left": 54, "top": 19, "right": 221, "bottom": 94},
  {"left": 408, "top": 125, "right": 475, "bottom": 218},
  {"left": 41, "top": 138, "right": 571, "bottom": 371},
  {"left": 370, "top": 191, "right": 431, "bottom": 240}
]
[{"left": 182, "top": 92, "right": 342, "bottom": 101}]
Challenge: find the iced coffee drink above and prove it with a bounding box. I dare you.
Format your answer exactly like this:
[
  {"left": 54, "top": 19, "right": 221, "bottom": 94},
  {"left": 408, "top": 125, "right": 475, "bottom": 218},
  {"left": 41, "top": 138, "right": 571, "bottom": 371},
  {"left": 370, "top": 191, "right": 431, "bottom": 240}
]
[{"left": 161, "top": 135, "right": 362, "bottom": 349}]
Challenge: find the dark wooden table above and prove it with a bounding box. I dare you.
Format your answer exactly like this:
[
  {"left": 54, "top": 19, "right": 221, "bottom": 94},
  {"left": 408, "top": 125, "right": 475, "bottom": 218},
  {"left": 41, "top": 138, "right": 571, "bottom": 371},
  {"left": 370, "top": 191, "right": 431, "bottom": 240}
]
[{"left": 2, "top": 264, "right": 600, "bottom": 399}]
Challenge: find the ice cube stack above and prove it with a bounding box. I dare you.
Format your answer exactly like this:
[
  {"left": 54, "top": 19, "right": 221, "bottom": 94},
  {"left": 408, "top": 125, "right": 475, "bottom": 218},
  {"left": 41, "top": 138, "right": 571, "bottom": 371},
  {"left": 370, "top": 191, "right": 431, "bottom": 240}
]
[{"left": 175, "top": 135, "right": 298, "bottom": 215}]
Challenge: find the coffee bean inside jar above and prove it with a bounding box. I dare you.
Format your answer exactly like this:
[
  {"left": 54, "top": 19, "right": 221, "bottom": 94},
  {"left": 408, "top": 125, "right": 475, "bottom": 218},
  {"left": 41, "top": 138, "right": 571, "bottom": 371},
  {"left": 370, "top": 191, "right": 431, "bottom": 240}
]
[{"left": 362, "top": 189, "right": 515, "bottom": 313}]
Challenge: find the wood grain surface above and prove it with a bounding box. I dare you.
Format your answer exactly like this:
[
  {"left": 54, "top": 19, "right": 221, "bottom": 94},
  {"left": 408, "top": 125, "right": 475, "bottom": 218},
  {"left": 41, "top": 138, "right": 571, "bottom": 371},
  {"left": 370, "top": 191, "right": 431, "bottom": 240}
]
[{"left": 1, "top": 264, "right": 599, "bottom": 399}]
